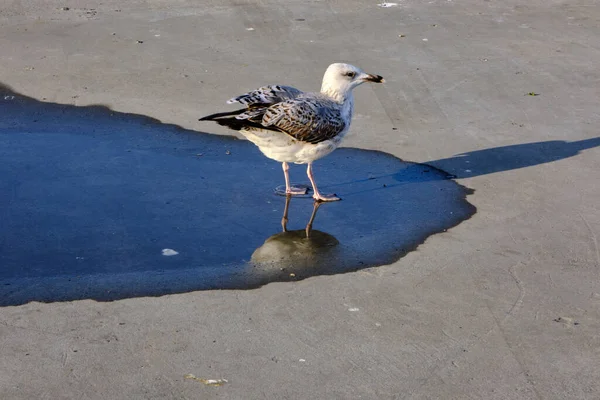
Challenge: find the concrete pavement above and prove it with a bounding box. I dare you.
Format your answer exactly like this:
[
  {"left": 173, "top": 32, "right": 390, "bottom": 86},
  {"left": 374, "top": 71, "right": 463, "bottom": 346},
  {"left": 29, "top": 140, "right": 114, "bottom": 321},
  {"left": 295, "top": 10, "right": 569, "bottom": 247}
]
[{"left": 1, "top": 1, "right": 599, "bottom": 399}]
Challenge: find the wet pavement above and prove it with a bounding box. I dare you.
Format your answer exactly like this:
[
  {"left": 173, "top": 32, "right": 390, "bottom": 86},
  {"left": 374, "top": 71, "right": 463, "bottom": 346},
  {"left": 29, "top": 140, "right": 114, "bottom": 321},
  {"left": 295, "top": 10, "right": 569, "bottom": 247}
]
[{"left": 1, "top": 84, "right": 474, "bottom": 306}]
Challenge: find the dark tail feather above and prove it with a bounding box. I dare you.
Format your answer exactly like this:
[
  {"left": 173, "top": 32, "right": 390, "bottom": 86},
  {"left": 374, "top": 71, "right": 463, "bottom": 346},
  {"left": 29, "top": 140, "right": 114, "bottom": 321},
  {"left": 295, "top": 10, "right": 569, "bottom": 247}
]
[
  {"left": 209, "top": 117, "right": 276, "bottom": 132},
  {"left": 198, "top": 108, "right": 248, "bottom": 121},
  {"left": 199, "top": 107, "right": 281, "bottom": 133}
]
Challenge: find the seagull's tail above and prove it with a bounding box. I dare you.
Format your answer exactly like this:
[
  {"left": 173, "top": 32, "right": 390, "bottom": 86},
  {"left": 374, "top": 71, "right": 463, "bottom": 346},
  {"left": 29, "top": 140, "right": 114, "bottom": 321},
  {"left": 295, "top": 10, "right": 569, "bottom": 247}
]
[
  {"left": 199, "top": 108, "right": 269, "bottom": 132},
  {"left": 198, "top": 108, "right": 247, "bottom": 121}
]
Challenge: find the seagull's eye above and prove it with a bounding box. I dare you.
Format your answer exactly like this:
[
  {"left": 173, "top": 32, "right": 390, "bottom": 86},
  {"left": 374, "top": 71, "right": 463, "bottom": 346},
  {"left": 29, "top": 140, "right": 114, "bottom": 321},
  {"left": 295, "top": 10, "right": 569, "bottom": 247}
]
[{"left": 344, "top": 71, "right": 356, "bottom": 78}]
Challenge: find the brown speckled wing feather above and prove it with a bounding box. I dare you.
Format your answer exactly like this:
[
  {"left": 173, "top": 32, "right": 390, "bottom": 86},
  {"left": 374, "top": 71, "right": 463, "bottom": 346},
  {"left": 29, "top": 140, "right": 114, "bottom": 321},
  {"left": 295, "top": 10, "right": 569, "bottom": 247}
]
[
  {"left": 261, "top": 97, "right": 345, "bottom": 144},
  {"left": 202, "top": 89, "right": 345, "bottom": 144}
]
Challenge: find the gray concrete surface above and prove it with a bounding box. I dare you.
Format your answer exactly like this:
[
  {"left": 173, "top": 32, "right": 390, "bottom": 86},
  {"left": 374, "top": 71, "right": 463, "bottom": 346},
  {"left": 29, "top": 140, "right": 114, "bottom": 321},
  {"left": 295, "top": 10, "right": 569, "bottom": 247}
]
[{"left": 1, "top": 1, "right": 599, "bottom": 399}]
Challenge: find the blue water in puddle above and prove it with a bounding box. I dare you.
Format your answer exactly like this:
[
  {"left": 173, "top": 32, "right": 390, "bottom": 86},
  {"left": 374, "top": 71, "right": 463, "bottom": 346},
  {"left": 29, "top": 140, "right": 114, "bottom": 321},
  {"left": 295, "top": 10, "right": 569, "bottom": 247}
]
[{"left": 0, "top": 84, "right": 475, "bottom": 306}]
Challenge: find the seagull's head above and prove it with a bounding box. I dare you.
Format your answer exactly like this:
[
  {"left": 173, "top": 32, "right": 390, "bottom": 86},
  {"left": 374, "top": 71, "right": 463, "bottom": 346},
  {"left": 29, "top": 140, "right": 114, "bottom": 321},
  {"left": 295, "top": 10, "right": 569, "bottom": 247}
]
[{"left": 321, "top": 63, "right": 384, "bottom": 101}]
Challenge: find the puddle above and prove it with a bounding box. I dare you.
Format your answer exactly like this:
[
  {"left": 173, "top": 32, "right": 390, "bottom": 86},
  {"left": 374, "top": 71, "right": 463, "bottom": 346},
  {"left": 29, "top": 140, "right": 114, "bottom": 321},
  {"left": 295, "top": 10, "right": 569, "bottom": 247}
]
[{"left": 0, "top": 84, "right": 475, "bottom": 306}]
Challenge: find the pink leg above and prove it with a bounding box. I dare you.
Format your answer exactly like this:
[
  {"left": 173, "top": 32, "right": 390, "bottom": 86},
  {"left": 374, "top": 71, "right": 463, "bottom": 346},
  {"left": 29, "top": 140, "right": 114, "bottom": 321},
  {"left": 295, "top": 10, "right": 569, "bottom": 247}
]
[
  {"left": 282, "top": 162, "right": 308, "bottom": 195},
  {"left": 306, "top": 163, "right": 340, "bottom": 202}
]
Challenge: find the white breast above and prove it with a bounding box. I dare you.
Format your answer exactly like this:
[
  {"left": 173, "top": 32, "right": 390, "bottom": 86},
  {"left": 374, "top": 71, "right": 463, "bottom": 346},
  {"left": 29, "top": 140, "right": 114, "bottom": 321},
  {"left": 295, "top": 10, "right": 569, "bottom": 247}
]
[{"left": 240, "top": 129, "right": 342, "bottom": 164}]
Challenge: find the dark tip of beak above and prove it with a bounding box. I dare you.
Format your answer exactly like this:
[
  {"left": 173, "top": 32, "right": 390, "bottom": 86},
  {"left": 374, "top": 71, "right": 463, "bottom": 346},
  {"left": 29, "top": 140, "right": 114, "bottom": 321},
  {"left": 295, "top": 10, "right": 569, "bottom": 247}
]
[{"left": 366, "top": 74, "right": 384, "bottom": 83}]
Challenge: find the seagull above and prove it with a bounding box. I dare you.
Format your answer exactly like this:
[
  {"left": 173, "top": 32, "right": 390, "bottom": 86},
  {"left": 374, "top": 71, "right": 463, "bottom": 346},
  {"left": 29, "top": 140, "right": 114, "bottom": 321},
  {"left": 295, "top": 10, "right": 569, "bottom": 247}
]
[{"left": 199, "top": 63, "right": 384, "bottom": 202}]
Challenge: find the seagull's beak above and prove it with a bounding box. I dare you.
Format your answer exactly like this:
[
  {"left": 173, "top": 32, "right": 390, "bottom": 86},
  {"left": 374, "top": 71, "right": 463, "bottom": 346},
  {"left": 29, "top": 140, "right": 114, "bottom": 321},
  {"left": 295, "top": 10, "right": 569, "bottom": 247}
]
[{"left": 362, "top": 73, "right": 385, "bottom": 83}]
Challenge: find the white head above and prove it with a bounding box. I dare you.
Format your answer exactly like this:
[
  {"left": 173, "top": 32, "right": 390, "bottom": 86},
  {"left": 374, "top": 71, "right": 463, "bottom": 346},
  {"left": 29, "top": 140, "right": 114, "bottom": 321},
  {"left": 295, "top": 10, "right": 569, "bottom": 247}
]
[{"left": 320, "top": 63, "right": 384, "bottom": 102}]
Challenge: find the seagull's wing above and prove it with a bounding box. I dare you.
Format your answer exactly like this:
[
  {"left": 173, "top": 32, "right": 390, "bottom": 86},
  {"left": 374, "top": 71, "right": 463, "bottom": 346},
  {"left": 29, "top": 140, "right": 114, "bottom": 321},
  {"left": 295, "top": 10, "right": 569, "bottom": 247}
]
[
  {"left": 227, "top": 85, "right": 302, "bottom": 106},
  {"left": 200, "top": 92, "right": 345, "bottom": 144},
  {"left": 261, "top": 97, "right": 346, "bottom": 144}
]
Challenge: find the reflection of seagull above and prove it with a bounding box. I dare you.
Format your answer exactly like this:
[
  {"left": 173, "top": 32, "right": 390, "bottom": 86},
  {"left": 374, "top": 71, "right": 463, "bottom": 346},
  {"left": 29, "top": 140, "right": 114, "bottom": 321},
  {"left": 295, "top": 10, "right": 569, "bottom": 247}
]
[
  {"left": 250, "top": 229, "right": 339, "bottom": 270},
  {"left": 280, "top": 195, "right": 322, "bottom": 238},
  {"left": 251, "top": 196, "right": 339, "bottom": 271},
  {"left": 199, "top": 63, "right": 384, "bottom": 201}
]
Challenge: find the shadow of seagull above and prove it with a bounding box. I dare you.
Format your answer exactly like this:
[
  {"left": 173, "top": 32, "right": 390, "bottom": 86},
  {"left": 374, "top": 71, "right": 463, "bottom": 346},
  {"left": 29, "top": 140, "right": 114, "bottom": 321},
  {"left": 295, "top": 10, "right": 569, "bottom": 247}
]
[
  {"left": 426, "top": 138, "right": 600, "bottom": 179},
  {"left": 330, "top": 137, "right": 600, "bottom": 195}
]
